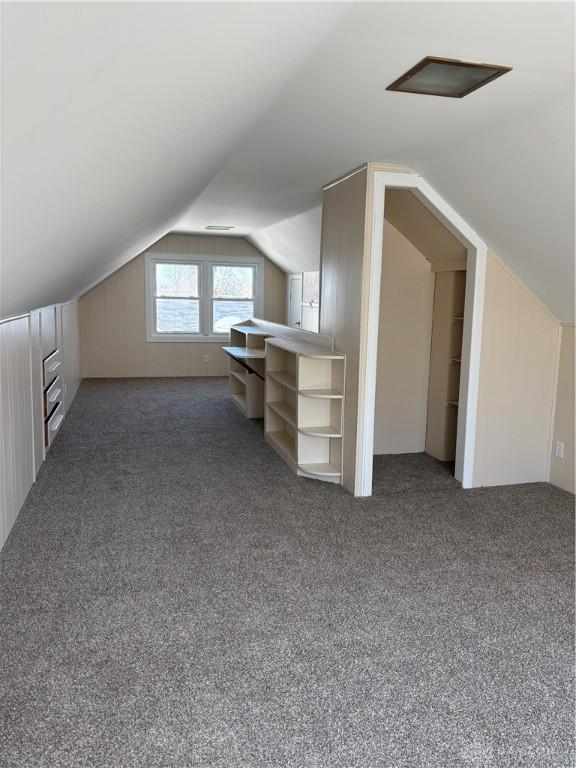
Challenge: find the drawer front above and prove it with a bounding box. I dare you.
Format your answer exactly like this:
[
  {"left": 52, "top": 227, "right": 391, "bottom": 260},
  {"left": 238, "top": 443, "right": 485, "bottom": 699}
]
[
  {"left": 44, "top": 376, "right": 63, "bottom": 417},
  {"left": 45, "top": 402, "right": 64, "bottom": 448},
  {"left": 43, "top": 348, "right": 62, "bottom": 388}
]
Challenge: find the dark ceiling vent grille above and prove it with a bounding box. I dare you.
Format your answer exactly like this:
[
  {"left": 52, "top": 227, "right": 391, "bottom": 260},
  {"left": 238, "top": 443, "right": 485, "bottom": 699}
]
[{"left": 387, "top": 56, "right": 512, "bottom": 98}]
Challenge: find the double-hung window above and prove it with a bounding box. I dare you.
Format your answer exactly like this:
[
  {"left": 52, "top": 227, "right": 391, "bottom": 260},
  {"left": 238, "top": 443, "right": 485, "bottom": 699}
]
[{"left": 145, "top": 253, "right": 263, "bottom": 342}]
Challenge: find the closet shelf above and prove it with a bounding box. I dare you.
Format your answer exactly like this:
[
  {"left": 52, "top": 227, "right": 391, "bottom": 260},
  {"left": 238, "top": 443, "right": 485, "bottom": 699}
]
[
  {"left": 298, "top": 462, "right": 341, "bottom": 478},
  {"left": 447, "top": 400, "right": 459, "bottom": 407},
  {"left": 450, "top": 358, "right": 461, "bottom": 364},
  {"left": 267, "top": 400, "right": 296, "bottom": 427},
  {"left": 298, "top": 425, "right": 342, "bottom": 438},
  {"left": 267, "top": 370, "right": 297, "bottom": 391},
  {"left": 452, "top": 317, "right": 464, "bottom": 322},
  {"left": 298, "top": 388, "right": 343, "bottom": 399}
]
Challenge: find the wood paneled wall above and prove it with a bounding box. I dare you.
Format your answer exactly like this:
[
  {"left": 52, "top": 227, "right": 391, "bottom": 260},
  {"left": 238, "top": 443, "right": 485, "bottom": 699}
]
[
  {"left": 80, "top": 234, "right": 287, "bottom": 378},
  {"left": 0, "top": 315, "right": 35, "bottom": 547},
  {"left": 473, "top": 253, "right": 560, "bottom": 486},
  {"left": 320, "top": 167, "right": 370, "bottom": 494},
  {"left": 0, "top": 300, "right": 81, "bottom": 551}
]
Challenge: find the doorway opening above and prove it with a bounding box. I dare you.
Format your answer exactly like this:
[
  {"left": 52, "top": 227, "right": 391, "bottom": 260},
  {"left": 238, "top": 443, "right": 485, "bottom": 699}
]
[{"left": 373, "top": 188, "right": 468, "bottom": 489}]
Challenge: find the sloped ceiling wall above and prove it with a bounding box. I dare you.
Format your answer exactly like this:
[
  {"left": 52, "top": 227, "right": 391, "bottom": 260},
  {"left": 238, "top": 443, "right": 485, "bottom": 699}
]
[
  {"left": 0, "top": 2, "right": 348, "bottom": 318},
  {"left": 249, "top": 207, "right": 322, "bottom": 275},
  {"left": 2, "top": 2, "right": 574, "bottom": 321}
]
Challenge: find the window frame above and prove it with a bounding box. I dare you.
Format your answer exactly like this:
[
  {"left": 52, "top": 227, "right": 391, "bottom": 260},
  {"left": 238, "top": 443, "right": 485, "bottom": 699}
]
[{"left": 145, "top": 252, "right": 264, "bottom": 343}]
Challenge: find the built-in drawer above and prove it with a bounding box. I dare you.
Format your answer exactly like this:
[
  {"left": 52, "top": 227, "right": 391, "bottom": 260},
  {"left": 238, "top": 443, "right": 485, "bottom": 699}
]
[
  {"left": 43, "top": 348, "right": 62, "bottom": 388},
  {"left": 45, "top": 402, "right": 64, "bottom": 449},
  {"left": 43, "top": 376, "right": 62, "bottom": 417}
]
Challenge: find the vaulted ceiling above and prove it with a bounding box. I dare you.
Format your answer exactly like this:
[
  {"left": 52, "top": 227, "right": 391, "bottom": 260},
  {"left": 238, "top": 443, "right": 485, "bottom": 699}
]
[{"left": 2, "top": 2, "right": 574, "bottom": 321}]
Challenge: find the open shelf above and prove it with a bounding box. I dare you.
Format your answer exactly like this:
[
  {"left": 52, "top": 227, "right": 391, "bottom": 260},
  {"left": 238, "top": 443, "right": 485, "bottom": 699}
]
[
  {"left": 222, "top": 345, "right": 266, "bottom": 360},
  {"left": 226, "top": 323, "right": 271, "bottom": 420},
  {"left": 267, "top": 430, "right": 295, "bottom": 461},
  {"left": 426, "top": 270, "right": 466, "bottom": 463},
  {"left": 266, "top": 342, "right": 345, "bottom": 485},
  {"left": 268, "top": 370, "right": 297, "bottom": 391},
  {"left": 299, "top": 353, "right": 343, "bottom": 360},
  {"left": 298, "top": 462, "right": 341, "bottom": 478},
  {"left": 230, "top": 369, "right": 247, "bottom": 385},
  {"left": 267, "top": 400, "right": 296, "bottom": 427},
  {"left": 298, "top": 425, "right": 342, "bottom": 438},
  {"left": 299, "top": 388, "right": 343, "bottom": 399}
]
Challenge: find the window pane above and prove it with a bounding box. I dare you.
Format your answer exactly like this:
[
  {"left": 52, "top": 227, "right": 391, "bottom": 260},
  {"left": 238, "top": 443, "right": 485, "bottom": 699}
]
[
  {"left": 156, "top": 298, "right": 199, "bottom": 333},
  {"left": 156, "top": 263, "right": 198, "bottom": 297},
  {"left": 213, "top": 300, "right": 254, "bottom": 334},
  {"left": 212, "top": 265, "right": 253, "bottom": 299}
]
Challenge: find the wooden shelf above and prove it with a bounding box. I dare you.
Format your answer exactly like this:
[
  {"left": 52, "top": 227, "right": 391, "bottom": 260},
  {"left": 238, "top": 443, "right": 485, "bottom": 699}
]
[
  {"left": 267, "top": 430, "right": 295, "bottom": 460},
  {"left": 268, "top": 370, "right": 297, "bottom": 391},
  {"left": 447, "top": 400, "right": 459, "bottom": 407},
  {"left": 299, "top": 352, "right": 343, "bottom": 360},
  {"left": 267, "top": 400, "right": 296, "bottom": 427},
  {"left": 298, "top": 462, "right": 341, "bottom": 478},
  {"left": 450, "top": 358, "right": 461, "bottom": 364},
  {"left": 299, "top": 388, "right": 343, "bottom": 399},
  {"left": 222, "top": 346, "right": 267, "bottom": 360},
  {"left": 298, "top": 425, "right": 342, "bottom": 438},
  {"left": 230, "top": 325, "right": 270, "bottom": 337},
  {"left": 231, "top": 392, "right": 246, "bottom": 412},
  {"left": 230, "top": 370, "right": 247, "bottom": 385},
  {"left": 452, "top": 317, "right": 464, "bottom": 322}
]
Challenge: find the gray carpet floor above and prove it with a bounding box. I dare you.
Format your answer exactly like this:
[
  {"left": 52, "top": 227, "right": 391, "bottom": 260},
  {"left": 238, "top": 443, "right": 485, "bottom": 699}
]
[{"left": 0, "top": 377, "right": 573, "bottom": 768}]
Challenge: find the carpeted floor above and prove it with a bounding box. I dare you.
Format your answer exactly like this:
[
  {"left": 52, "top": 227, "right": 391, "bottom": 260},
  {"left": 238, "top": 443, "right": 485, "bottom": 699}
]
[{"left": 0, "top": 378, "right": 573, "bottom": 768}]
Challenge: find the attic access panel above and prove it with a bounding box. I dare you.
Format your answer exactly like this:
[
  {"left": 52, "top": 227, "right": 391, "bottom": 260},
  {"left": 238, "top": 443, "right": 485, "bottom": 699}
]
[{"left": 387, "top": 56, "right": 512, "bottom": 98}]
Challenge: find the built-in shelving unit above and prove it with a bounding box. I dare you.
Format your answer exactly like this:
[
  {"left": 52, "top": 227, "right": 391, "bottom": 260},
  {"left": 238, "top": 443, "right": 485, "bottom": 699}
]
[
  {"left": 265, "top": 337, "right": 345, "bottom": 484},
  {"left": 426, "top": 270, "right": 467, "bottom": 462},
  {"left": 223, "top": 324, "right": 270, "bottom": 418}
]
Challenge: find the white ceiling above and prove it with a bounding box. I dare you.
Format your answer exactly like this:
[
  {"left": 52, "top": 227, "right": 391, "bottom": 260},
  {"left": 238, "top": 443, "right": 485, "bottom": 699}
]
[{"left": 2, "top": 2, "right": 574, "bottom": 320}]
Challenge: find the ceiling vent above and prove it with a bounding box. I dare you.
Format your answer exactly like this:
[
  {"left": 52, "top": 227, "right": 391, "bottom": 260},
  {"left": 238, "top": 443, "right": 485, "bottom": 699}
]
[
  {"left": 205, "top": 225, "right": 234, "bottom": 231},
  {"left": 386, "top": 56, "right": 512, "bottom": 98}
]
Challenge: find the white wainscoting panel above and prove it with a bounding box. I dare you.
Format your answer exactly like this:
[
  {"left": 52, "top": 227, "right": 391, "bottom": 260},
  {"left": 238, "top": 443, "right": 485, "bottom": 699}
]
[
  {"left": 0, "top": 315, "right": 35, "bottom": 549},
  {"left": 0, "top": 300, "right": 81, "bottom": 551}
]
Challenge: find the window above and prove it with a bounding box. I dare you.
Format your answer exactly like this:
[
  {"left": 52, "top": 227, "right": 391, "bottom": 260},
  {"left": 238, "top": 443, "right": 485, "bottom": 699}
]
[
  {"left": 145, "top": 253, "right": 263, "bottom": 342},
  {"left": 212, "top": 265, "right": 254, "bottom": 334}
]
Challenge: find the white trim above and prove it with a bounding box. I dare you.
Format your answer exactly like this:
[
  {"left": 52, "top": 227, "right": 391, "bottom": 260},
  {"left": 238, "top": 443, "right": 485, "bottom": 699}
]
[
  {"left": 546, "top": 323, "right": 564, "bottom": 481},
  {"left": 144, "top": 252, "right": 264, "bottom": 343},
  {"left": 355, "top": 174, "right": 385, "bottom": 496},
  {"left": 356, "top": 170, "right": 488, "bottom": 496}
]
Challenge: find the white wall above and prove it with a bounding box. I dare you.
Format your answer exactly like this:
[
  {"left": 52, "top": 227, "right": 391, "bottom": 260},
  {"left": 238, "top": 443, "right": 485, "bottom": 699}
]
[
  {"left": 550, "top": 325, "right": 575, "bottom": 493},
  {"left": 374, "top": 221, "right": 435, "bottom": 454},
  {"left": 473, "top": 253, "right": 560, "bottom": 486},
  {"left": 249, "top": 206, "right": 322, "bottom": 275},
  {"left": 0, "top": 301, "right": 81, "bottom": 551}
]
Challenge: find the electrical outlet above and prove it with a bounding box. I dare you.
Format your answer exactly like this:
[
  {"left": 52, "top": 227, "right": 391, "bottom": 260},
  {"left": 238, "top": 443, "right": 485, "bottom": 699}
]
[
  {"left": 200, "top": 354, "right": 209, "bottom": 364},
  {"left": 555, "top": 441, "right": 565, "bottom": 459}
]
